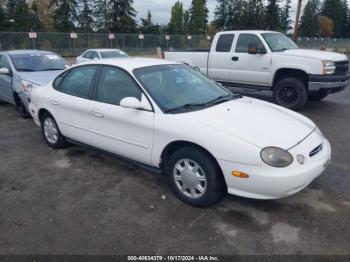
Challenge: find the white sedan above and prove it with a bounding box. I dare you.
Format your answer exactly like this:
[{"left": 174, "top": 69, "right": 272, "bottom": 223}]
[
  {"left": 76, "top": 49, "right": 128, "bottom": 64},
  {"left": 28, "top": 58, "right": 331, "bottom": 207}
]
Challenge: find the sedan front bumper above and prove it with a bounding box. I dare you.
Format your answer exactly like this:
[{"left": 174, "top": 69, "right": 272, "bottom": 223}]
[{"left": 218, "top": 131, "right": 331, "bottom": 199}]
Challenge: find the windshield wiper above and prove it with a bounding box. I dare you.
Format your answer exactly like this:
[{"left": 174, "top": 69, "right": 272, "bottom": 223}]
[
  {"left": 17, "top": 68, "right": 36, "bottom": 72},
  {"left": 207, "top": 94, "right": 233, "bottom": 105},
  {"left": 38, "top": 68, "right": 65, "bottom": 71},
  {"left": 165, "top": 103, "right": 207, "bottom": 113}
]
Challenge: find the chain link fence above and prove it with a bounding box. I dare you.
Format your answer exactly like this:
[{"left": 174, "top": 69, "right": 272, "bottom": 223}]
[
  {"left": 0, "top": 32, "right": 212, "bottom": 58},
  {"left": 1, "top": 32, "right": 350, "bottom": 58}
]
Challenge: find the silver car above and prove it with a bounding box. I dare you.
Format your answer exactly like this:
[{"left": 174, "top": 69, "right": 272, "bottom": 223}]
[
  {"left": 76, "top": 49, "right": 128, "bottom": 64},
  {"left": 0, "top": 50, "right": 69, "bottom": 118}
]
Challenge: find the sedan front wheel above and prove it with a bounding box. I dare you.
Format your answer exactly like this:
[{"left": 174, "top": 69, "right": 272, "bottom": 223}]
[{"left": 167, "top": 147, "right": 225, "bottom": 207}]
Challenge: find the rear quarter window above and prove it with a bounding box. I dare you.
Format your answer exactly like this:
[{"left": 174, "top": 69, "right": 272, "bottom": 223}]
[{"left": 216, "top": 34, "right": 235, "bottom": 52}]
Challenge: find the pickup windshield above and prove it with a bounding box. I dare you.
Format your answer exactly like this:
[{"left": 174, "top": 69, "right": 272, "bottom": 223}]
[
  {"left": 10, "top": 53, "right": 69, "bottom": 72},
  {"left": 134, "top": 64, "right": 236, "bottom": 113},
  {"left": 261, "top": 33, "right": 298, "bottom": 52}
]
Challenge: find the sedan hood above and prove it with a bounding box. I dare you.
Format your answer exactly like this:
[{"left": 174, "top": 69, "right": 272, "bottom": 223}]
[
  {"left": 18, "top": 70, "right": 63, "bottom": 85},
  {"left": 282, "top": 49, "right": 348, "bottom": 62},
  {"left": 185, "top": 97, "right": 315, "bottom": 149}
]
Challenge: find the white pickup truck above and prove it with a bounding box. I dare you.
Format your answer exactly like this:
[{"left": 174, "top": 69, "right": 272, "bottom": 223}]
[{"left": 164, "top": 30, "right": 350, "bottom": 110}]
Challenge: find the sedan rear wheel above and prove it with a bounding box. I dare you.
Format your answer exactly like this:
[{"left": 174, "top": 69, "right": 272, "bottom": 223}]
[{"left": 40, "top": 112, "right": 68, "bottom": 149}]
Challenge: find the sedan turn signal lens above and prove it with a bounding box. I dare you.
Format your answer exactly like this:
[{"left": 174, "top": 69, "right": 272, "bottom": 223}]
[{"left": 232, "top": 171, "right": 249, "bottom": 178}]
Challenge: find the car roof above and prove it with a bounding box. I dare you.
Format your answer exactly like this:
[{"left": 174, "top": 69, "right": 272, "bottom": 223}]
[
  {"left": 76, "top": 57, "right": 179, "bottom": 71},
  {"left": 85, "top": 49, "right": 123, "bottom": 52},
  {"left": 219, "top": 30, "right": 278, "bottom": 34},
  {"left": 4, "top": 49, "right": 55, "bottom": 55}
]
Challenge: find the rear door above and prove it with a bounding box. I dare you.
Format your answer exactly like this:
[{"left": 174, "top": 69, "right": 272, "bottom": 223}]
[
  {"left": 0, "top": 54, "right": 13, "bottom": 103},
  {"left": 208, "top": 33, "right": 235, "bottom": 82},
  {"left": 50, "top": 65, "right": 98, "bottom": 144},
  {"left": 88, "top": 65, "right": 154, "bottom": 165},
  {"left": 230, "top": 33, "right": 271, "bottom": 86}
]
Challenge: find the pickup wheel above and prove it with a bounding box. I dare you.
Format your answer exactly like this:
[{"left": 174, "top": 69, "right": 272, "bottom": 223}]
[
  {"left": 308, "top": 91, "right": 328, "bottom": 101},
  {"left": 273, "top": 77, "right": 308, "bottom": 110},
  {"left": 166, "top": 147, "right": 225, "bottom": 207}
]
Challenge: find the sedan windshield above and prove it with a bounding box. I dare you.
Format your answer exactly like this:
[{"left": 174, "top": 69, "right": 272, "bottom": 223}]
[
  {"left": 134, "top": 64, "right": 237, "bottom": 113},
  {"left": 10, "top": 53, "right": 69, "bottom": 72},
  {"left": 100, "top": 50, "right": 128, "bottom": 58},
  {"left": 261, "top": 33, "right": 298, "bottom": 52}
]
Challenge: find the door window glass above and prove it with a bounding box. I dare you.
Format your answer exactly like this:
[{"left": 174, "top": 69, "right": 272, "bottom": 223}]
[
  {"left": 216, "top": 34, "right": 235, "bottom": 52},
  {"left": 0, "top": 55, "right": 9, "bottom": 68},
  {"left": 83, "top": 51, "right": 93, "bottom": 59},
  {"left": 95, "top": 66, "right": 142, "bottom": 105},
  {"left": 235, "top": 34, "right": 265, "bottom": 53},
  {"left": 58, "top": 65, "right": 97, "bottom": 98}
]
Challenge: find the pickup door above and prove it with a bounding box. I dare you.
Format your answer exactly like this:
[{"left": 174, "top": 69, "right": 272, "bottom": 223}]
[{"left": 229, "top": 33, "right": 271, "bottom": 86}]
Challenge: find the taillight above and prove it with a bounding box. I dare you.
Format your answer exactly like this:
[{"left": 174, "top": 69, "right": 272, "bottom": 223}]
[{"left": 161, "top": 52, "right": 165, "bottom": 59}]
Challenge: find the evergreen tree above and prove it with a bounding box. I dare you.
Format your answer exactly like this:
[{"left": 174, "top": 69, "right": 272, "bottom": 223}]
[
  {"left": 183, "top": 10, "right": 190, "bottom": 33},
  {"left": 139, "top": 11, "right": 159, "bottom": 34},
  {"left": 30, "top": 2, "right": 45, "bottom": 31},
  {"left": 6, "top": 0, "right": 32, "bottom": 31},
  {"left": 94, "top": 0, "right": 111, "bottom": 32},
  {"left": 78, "top": 0, "right": 94, "bottom": 32},
  {"left": 226, "top": 0, "right": 245, "bottom": 30},
  {"left": 241, "top": 0, "right": 265, "bottom": 30},
  {"left": 109, "top": 0, "right": 137, "bottom": 33},
  {"left": 265, "top": 0, "right": 281, "bottom": 30},
  {"left": 50, "top": 0, "right": 78, "bottom": 32},
  {"left": 214, "top": 0, "right": 229, "bottom": 30},
  {"left": 299, "top": 0, "right": 320, "bottom": 37},
  {"left": 280, "top": 0, "right": 292, "bottom": 33},
  {"left": 321, "top": 0, "right": 348, "bottom": 37},
  {"left": 168, "top": 1, "right": 184, "bottom": 34},
  {"left": 188, "top": 0, "right": 208, "bottom": 34},
  {"left": 0, "top": 3, "right": 7, "bottom": 31}
]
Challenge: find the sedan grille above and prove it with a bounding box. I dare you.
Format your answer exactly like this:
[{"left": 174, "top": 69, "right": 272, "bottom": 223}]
[
  {"left": 309, "top": 143, "right": 323, "bottom": 157},
  {"left": 335, "top": 61, "right": 349, "bottom": 75}
]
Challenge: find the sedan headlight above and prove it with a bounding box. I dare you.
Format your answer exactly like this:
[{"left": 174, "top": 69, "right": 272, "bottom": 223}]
[
  {"left": 261, "top": 147, "right": 293, "bottom": 168},
  {"left": 322, "top": 60, "right": 335, "bottom": 75},
  {"left": 21, "top": 80, "right": 40, "bottom": 93}
]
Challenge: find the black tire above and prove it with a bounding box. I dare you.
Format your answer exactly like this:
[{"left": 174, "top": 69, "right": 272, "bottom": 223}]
[
  {"left": 40, "top": 112, "right": 68, "bottom": 149},
  {"left": 166, "top": 147, "right": 226, "bottom": 207},
  {"left": 16, "top": 98, "right": 31, "bottom": 119},
  {"left": 273, "top": 77, "right": 308, "bottom": 110},
  {"left": 308, "top": 91, "right": 328, "bottom": 101}
]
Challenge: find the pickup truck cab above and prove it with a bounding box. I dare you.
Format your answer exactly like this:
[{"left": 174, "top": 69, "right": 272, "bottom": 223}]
[{"left": 164, "top": 31, "right": 350, "bottom": 110}]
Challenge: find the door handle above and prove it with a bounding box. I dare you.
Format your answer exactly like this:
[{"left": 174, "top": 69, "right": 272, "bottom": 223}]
[
  {"left": 50, "top": 99, "right": 59, "bottom": 105},
  {"left": 232, "top": 56, "right": 239, "bottom": 61},
  {"left": 91, "top": 109, "right": 104, "bottom": 118}
]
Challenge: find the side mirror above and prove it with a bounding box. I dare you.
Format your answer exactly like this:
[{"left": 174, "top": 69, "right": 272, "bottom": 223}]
[
  {"left": 120, "top": 95, "right": 152, "bottom": 111},
  {"left": 0, "top": 67, "right": 10, "bottom": 75},
  {"left": 248, "top": 44, "right": 257, "bottom": 55},
  {"left": 248, "top": 43, "right": 267, "bottom": 55},
  {"left": 93, "top": 57, "right": 99, "bottom": 60}
]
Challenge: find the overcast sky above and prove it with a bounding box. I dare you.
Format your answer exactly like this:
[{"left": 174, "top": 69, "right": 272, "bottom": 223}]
[{"left": 134, "top": 0, "right": 307, "bottom": 26}]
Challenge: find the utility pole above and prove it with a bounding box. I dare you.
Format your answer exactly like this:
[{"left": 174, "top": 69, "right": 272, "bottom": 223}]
[{"left": 293, "top": 0, "right": 303, "bottom": 40}]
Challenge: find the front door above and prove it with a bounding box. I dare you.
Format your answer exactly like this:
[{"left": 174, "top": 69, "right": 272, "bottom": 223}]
[
  {"left": 0, "top": 54, "right": 13, "bottom": 103},
  {"left": 230, "top": 33, "right": 271, "bottom": 86},
  {"left": 88, "top": 66, "right": 154, "bottom": 165}
]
